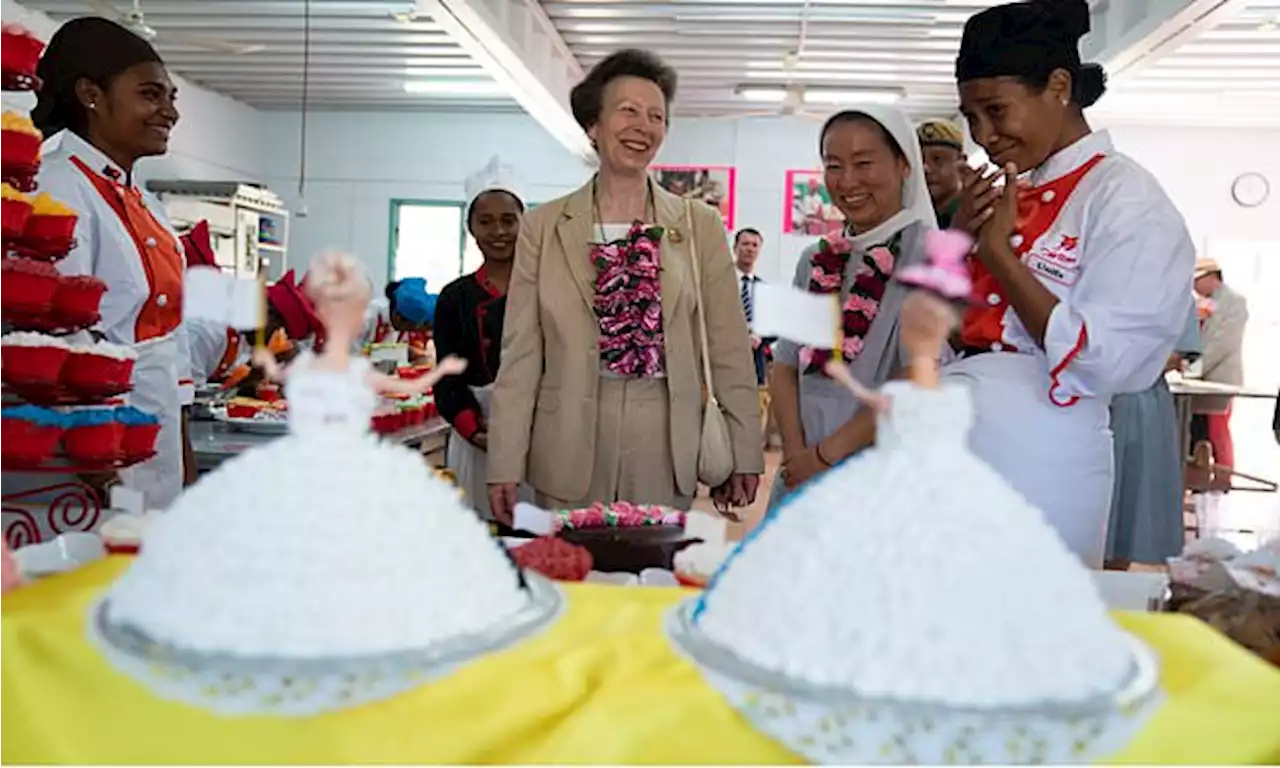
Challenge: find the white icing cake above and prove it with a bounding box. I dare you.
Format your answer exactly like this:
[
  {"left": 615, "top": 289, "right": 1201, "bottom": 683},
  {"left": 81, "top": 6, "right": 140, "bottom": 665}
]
[
  {"left": 693, "top": 381, "right": 1135, "bottom": 708},
  {"left": 103, "top": 352, "right": 529, "bottom": 659}
]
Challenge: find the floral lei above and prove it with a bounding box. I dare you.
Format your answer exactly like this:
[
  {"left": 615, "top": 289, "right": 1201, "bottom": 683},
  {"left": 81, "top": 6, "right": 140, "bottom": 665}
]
[
  {"left": 798, "top": 231, "right": 902, "bottom": 376},
  {"left": 591, "top": 222, "right": 666, "bottom": 378}
]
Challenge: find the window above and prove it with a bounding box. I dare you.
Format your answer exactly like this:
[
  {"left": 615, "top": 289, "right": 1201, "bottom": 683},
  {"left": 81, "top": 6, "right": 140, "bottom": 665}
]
[
  {"left": 389, "top": 200, "right": 468, "bottom": 292},
  {"left": 389, "top": 198, "right": 535, "bottom": 291}
]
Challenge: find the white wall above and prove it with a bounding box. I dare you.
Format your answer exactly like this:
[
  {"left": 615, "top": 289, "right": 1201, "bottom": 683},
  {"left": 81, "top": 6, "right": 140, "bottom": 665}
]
[
  {"left": 2, "top": 0, "right": 261, "bottom": 184},
  {"left": 260, "top": 110, "right": 831, "bottom": 285},
  {"left": 256, "top": 110, "right": 591, "bottom": 282},
  {"left": 267, "top": 108, "right": 1280, "bottom": 287},
  {"left": 1092, "top": 120, "right": 1280, "bottom": 255}
]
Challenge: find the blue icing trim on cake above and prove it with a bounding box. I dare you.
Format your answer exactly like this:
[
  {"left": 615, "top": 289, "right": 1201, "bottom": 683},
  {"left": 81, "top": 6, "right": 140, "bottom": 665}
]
[
  {"left": 114, "top": 406, "right": 159, "bottom": 426},
  {"left": 1, "top": 404, "right": 65, "bottom": 427},
  {"left": 66, "top": 408, "right": 118, "bottom": 427},
  {"left": 691, "top": 450, "right": 861, "bottom": 623}
]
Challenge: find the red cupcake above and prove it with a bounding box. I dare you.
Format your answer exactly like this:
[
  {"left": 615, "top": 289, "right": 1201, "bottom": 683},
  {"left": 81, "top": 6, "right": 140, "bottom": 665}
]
[
  {"left": 0, "top": 112, "right": 42, "bottom": 180},
  {"left": 0, "top": 24, "right": 45, "bottom": 88},
  {"left": 1, "top": 331, "right": 70, "bottom": 387},
  {"left": 63, "top": 410, "right": 124, "bottom": 465},
  {"left": 20, "top": 193, "right": 78, "bottom": 259},
  {"left": 0, "top": 257, "right": 60, "bottom": 317},
  {"left": 61, "top": 342, "right": 137, "bottom": 398},
  {"left": 1, "top": 182, "right": 32, "bottom": 241},
  {"left": 1, "top": 405, "right": 64, "bottom": 468},
  {"left": 51, "top": 275, "right": 106, "bottom": 328},
  {"left": 116, "top": 406, "right": 162, "bottom": 463}
]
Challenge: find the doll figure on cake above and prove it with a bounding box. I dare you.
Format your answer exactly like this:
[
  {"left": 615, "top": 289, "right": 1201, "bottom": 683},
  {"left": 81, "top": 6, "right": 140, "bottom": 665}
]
[
  {"left": 250, "top": 251, "right": 465, "bottom": 428},
  {"left": 92, "top": 252, "right": 557, "bottom": 717},
  {"left": 675, "top": 230, "right": 1157, "bottom": 765}
]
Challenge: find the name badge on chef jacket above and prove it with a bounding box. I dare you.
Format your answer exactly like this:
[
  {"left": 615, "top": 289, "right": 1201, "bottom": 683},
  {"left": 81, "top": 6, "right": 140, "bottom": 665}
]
[{"left": 1025, "top": 251, "right": 1081, "bottom": 288}]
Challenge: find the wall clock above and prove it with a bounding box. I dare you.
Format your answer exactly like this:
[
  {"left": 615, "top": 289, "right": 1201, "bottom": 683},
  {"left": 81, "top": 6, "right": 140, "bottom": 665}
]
[{"left": 1231, "top": 172, "right": 1270, "bottom": 208}]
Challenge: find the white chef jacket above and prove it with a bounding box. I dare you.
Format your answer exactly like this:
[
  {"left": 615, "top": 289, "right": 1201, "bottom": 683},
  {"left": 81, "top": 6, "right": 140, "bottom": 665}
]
[
  {"left": 38, "top": 131, "right": 195, "bottom": 509},
  {"left": 945, "top": 130, "right": 1195, "bottom": 567},
  {"left": 40, "top": 132, "right": 194, "bottom": 402},
  {"left": 183, "top": 318, "right": 244, "bottom": 383}
]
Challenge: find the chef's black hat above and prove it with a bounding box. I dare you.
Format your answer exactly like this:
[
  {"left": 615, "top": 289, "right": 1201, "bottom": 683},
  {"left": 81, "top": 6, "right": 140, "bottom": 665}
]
[
  {"left": 33, "top": 16, "right": 164, "bottom": 136},
  {"left": 955, "top": 0, "right": 1106, "bottom": 108}
]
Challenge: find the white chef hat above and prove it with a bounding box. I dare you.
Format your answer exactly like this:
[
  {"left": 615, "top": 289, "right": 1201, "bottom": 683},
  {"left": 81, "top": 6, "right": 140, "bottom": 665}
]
[{"left": 464, "top": 154, "right": 523, "bottom": 206}]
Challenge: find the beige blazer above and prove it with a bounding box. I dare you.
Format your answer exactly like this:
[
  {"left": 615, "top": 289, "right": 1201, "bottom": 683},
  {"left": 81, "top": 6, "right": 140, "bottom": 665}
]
[{"left": 487, "top": 178, "right": 764, "bottom": 500}]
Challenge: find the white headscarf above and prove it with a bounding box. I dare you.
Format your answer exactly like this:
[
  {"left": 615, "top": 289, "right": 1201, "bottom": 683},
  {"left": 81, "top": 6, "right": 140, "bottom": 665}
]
[{"left": 828, "top": 104, "right": 939, "bottom": 251}]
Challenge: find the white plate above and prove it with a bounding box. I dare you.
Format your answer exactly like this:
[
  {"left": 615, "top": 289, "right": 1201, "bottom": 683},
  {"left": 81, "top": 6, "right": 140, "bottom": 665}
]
[
  {"left": 15, "top": 533, "right": 106, "bottom": 578},
  {"left": 210, "top": 407, "right": 289, "bottom": 435}
]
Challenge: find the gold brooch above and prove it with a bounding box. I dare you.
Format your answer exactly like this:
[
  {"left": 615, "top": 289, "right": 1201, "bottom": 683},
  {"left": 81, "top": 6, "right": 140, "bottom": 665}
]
[{"left": 668, "top": 228, "right": 684, "bottom": 244}]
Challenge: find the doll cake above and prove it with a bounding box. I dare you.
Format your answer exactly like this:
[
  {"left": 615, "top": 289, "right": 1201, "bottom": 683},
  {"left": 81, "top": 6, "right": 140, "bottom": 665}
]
[
  {"left": 91, "top": 251, "right": 555, "bottom": 716},
  {"left": 668, "top": 231, "right": 1159, "bottom": 764}
]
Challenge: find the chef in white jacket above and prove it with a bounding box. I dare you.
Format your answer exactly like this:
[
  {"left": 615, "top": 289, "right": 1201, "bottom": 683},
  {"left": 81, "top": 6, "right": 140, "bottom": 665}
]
[
  {"left": 33, "top": 17, "right": 193, "bottom": 508},
  {"left": 947, "top": 0, "right": 1194, "bottom": 565}
]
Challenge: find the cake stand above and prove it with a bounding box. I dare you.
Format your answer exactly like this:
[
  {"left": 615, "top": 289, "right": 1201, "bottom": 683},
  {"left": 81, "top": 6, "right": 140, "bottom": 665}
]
[
  {"left": 665, "top": 599, "right": 1162, "bottom": 765},
  {"left": 88, "top": 572, "right": 565, "bottom": 716}
]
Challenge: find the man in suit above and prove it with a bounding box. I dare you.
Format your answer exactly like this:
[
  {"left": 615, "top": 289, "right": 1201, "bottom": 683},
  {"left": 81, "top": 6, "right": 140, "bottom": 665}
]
[
  {"left": 734, "top": 227, "right": 776, "bottom": 443},
  {"left": 1193, "top": 258, "right": 1249, "bottom": 470}
]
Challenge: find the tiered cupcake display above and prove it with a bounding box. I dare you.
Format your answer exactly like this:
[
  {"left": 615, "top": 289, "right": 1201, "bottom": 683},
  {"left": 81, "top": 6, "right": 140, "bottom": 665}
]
[{"left": 1, "top": 24, "right": 160, "bottom": 538}]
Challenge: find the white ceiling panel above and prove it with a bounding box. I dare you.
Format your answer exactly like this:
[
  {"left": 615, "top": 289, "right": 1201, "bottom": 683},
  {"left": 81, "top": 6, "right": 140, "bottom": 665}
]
[
  {"left": 19, "top": 0, "right": 521, "bottom": 111},
  {"left": 541, "top": 0, "right": 1015, "bottom": 121},
  {"left": 1096, "top": 0, "right": 1280, "bottom": 127}
]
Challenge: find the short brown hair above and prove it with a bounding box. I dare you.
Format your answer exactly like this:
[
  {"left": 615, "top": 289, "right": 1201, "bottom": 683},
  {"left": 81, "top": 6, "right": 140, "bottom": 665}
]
[{"left": 570, "top": 49, "right": 677, "bottom": 131}]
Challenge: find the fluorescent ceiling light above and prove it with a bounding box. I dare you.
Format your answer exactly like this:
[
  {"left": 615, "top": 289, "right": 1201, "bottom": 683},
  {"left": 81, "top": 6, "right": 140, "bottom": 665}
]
[
  {"left": 804, "top": 89, "right": 903, "bottom": 105},
  {"left": 402, "top": 79, "right": 507, "bottom": 96},
  {"left": 737, "top": 87, "right": 788, "bottom": 103},
  {"left": 403, "top": 67, "right": 487, "bottom": 78},
  {"left": 737, "top": 86, "right": 903, "bottom": 105}
]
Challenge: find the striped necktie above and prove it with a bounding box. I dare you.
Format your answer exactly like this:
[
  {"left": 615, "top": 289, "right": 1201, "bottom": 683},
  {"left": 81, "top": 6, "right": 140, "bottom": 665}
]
[{"left": 741, "top": 274, "right": 753, "bottom": 324}]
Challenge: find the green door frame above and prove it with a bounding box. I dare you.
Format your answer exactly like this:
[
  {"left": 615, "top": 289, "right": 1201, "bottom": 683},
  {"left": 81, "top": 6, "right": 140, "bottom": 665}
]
[{"left": 386, "top": 198, "right": 467, "bottom": 282}]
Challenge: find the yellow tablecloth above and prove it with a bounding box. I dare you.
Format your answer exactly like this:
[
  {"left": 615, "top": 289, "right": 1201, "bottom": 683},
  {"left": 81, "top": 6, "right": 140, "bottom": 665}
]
[{"left": 3, "top": 558, "right": 1279, "bottom": 765}]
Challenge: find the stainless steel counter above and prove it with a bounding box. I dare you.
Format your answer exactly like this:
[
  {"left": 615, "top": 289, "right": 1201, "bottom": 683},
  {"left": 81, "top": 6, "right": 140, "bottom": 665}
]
[{"left": 189, "top": 417, "right": 451, "bottom": 473}]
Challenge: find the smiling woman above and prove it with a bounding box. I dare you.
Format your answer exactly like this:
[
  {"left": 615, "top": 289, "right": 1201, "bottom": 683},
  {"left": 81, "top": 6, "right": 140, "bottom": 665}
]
[
  {"left": 767, "top": 105, "right": 938, "bottom": 509},
  {"left": 486, "top": 49, "right": 764, "bottom": 524},
  {"left": 32, "top": 17, "right": 195, "bottom": 511}
]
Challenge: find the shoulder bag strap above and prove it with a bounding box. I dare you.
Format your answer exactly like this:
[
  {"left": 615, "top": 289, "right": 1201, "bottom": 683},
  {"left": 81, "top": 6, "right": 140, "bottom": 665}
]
[{"left": 685, "top": 199, "right": 718, "bottom": 405}]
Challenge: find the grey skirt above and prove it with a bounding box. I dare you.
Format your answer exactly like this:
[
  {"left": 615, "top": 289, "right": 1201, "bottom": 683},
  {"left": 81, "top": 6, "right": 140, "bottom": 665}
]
[{"left": 1104, "top": 378, "right": 1184, "bottom": 564}]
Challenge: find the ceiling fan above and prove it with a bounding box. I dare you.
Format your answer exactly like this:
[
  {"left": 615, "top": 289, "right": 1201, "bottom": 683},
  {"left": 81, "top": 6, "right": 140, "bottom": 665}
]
[{"left": 85, "top": 0, "right": 266, "bottom": 55}]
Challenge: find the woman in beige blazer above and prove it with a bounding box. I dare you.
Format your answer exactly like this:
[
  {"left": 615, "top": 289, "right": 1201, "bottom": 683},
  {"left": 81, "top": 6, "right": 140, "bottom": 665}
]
[{"left": 487, "top": 49, "right": 763, "bottom": 523}]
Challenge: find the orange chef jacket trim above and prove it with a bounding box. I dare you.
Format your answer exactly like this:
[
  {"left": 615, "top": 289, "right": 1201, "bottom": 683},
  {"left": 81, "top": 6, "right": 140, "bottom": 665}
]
[{"left": 70, "top": 156, "right": 184, "bottom": 343}]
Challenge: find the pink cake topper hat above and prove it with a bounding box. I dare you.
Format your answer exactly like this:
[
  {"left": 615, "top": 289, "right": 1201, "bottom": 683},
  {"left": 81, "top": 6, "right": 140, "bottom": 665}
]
[{"left": 896, "top": 229, "right": 976, "bottom": 302}]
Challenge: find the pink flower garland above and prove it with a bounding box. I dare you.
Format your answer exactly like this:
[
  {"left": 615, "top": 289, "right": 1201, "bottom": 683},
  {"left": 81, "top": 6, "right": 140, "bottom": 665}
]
[
  {"left": 591, "top": 223, "right": 666, "bottom": 378},
  {"left": 798, "top": 233, "right": 902, "bottom": 376}
]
